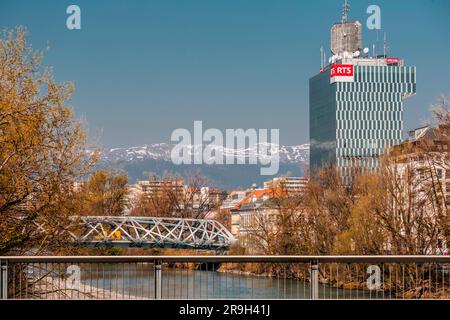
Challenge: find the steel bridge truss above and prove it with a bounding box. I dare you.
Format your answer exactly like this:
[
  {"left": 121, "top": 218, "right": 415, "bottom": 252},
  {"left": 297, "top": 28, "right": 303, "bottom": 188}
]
[{"left": 65, "top": 216, "right": 236, "bottom": 250}]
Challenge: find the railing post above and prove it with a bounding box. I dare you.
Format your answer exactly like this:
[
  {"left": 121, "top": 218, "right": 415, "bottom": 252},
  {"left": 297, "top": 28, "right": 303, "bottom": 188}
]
[
  {"left": 1, "top": 261, "right": 7, "bottom": 299},
  {"left": 154, "top": 259, "right": 162, "bottom": 300},
  {"left": 310, "top": 259, "right": 319, "bottom": 300}
]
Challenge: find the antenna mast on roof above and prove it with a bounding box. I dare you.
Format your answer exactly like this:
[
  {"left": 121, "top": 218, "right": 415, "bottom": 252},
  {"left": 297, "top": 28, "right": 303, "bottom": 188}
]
[
  {"left": 320, "top": 46, "right": 324, "bottom": 69},
  {"left": 342, "top": 0, "right": 350, "bottom": 23},
  {"left": 383, "top": 32, "right": 389, "bottom": 57}
]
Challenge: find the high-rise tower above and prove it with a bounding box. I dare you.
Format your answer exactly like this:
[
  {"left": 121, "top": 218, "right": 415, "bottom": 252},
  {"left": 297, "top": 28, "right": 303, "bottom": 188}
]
[{"left": 309, "top": 1, "right": 416, "bottom": 183}]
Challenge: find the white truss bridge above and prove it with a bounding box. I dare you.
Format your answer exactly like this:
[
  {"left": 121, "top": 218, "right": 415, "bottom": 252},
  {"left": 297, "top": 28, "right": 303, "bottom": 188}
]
[{"left": 60, "top": 216, "right": 236, "bottom": 250}]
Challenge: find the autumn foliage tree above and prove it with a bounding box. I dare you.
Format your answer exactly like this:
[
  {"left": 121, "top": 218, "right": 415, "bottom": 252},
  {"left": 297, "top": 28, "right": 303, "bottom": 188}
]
[
  {"left": 0, "top": 28, "right": 97, "bottom": 255},
  {"left": 246, "top": 167, "right": 352, "bottom": 255},
  {"left": 79, "top": 169, "right": 130, "bottom": 216}
]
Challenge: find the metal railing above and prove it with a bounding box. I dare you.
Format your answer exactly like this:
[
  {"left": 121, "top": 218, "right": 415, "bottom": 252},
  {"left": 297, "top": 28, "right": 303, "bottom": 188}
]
[{"left": 0, "top": 256, "right": 448, "bottom": 300}]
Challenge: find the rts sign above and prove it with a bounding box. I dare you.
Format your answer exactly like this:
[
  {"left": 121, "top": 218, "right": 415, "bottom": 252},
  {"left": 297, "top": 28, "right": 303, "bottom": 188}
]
[{"left": 330, "top": 64, "right": 354, "bottom": 83}]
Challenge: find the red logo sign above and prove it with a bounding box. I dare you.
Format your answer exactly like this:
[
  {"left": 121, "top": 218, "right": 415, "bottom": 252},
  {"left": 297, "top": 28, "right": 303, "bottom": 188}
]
[
  {"left": 386, "top": 57, "right": 399, "bottom": 64},
  {"left": 330, "top": 64, "right": 354, "bottom": 77},
  {"left": 330, "top": 64, "right": 354, "bottom": 83}
]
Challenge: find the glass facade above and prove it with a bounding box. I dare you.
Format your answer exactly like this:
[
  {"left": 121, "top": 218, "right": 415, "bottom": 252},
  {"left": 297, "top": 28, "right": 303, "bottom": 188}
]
[{"left": 310, "top": 64, "right": 417, "bottom": 183}]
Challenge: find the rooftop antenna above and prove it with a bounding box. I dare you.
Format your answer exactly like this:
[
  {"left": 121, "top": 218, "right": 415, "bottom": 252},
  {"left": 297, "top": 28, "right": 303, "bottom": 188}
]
[
  {"left": 342, "top": 0, "right": 350, "bottom": 23},
  {"left": 372, "top": 30, "right": 379, "bottom": 58},
  {"left": 383, "top": 32, "right": 389, "bottom": 57},
  {"left": 320, "top": 47, "right": 323, "bottom": 69}
]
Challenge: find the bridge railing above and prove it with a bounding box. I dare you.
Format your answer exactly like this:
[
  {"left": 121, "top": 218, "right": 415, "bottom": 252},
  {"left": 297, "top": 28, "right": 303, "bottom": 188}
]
[{"left": 0, "top": 256, "right": 448, "bottom": 300}]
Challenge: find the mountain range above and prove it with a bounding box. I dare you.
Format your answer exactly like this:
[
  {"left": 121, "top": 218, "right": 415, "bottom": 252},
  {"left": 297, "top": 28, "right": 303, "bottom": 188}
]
[{"left": 100, "top": 143, "right": 310, "bottom": 190}]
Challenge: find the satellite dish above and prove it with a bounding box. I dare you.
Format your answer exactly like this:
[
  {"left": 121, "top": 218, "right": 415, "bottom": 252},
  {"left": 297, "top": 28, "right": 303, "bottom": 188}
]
[
  {"left": 328, "top": 57, "right": 332, "bottom": 63},
  {"left": 353, "top": 50, "right": 360, "bottom": 57},
  {"left": 363, "top": 47, "right": 369, "bottom": 54}
]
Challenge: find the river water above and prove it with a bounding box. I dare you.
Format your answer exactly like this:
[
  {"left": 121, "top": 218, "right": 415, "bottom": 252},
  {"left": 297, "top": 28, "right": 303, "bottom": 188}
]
[{"left": 80, "top": 263, "right": 378, "bottom": 299}]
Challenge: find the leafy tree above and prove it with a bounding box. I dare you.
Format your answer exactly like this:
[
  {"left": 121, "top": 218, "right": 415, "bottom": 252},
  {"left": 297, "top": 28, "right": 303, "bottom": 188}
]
[
  {"left": 0, "top": 27, "right": 97, "bottom": 254},
  {"left": 79, "top": 169, "right": 129, "bottom": 216}
]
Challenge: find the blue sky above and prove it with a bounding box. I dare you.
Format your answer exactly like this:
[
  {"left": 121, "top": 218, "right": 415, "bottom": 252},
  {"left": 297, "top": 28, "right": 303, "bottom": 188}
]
[{"left": 1, "top": 0, "right": 449, "bottom": 148}]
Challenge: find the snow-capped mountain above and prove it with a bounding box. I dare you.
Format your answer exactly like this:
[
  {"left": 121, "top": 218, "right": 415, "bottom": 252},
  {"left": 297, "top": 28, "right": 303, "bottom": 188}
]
[
  {"left": 102, "top": 143, "right": 309, "bottom": 164},
  {"left": 100, "top": 143, "right": 309, "bottom": 189}
]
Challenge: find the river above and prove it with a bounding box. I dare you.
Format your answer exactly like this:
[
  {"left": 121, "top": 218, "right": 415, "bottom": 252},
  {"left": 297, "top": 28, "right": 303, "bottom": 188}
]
[{"left": 79, "top": 263, "right": 379, "bottom": 299}]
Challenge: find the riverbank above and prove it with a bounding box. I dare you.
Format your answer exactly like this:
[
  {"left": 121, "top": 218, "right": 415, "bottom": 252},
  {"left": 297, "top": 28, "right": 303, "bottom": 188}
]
[
  {"left": 24, "top": 276, "right": 144, "bottom": 300},
  {"left": 216, "top": 263, "right": 449, "bottom": 299}
]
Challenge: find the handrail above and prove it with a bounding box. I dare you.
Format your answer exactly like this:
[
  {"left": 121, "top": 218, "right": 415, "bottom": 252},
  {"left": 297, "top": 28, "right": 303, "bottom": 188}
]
[
  {"left": 1, "top": 255, "right": 449, "bottom": 263},
  {"left": 1, "top": 255, "right": 448, "bottom": 300}
]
